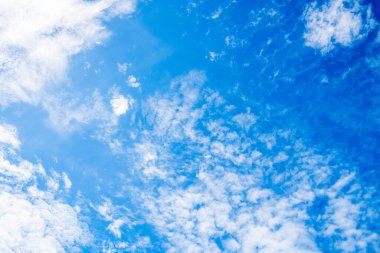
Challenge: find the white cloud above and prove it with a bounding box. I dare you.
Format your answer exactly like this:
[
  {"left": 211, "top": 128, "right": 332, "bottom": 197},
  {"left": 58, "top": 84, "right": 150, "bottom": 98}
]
[
  {"left": 232, "top": 110, "right": 256, "bottom": 131},
  {"left": 130, "top": 71, "right": 379, "bottom": 252},
  {"left": 127, "top": 75, "right": 140, "bottom": 88},
  {"left": 211, "top": 7, "right": 223, "bottom": 20},
  {"left": 225, "top": 35, "right": 247, "bottom": 48},
  {"left": 95, "top": 198, "right": 134, "bottom": 239},
  {"left": 145, "top": 70, "right": 206, "bottom": 141},
  {"left": 44, "top": 90, "right": 117, "bottom": 133},
  {"left": 102, "top": 236, "right": 151, "bottom": 253},
  {"left": 41, "top": 89, "right": 128, "bottom": 154},
  {"left": 107, "top": 219, "right": 125, "bottom": 238},
  {"left": 144, "top": 170, "right": 321, "bottom": 253},
  {"left": 134, "top": 141, "right": 167, "bottom": 179},
  {"left": 0, "top": 124, "right": 21, "bottom": 151},
  {"left": 0, "top": 191, "right": 90, "bottom": 253},
  {"left": 304, "top": 0, "right": 377, "bottom": 52},
  {"left": 0, "top": 123, "right": 91, "bottom": 252},
  {"left": 117, "top": 62, "right": 131, "bottom": 74},
  {"left": 62, "top": 172, "right": 72, "bottom": 190},
  {"left": 208, "top": 51, "right": 225, "bottom": 62},
  {"left": 110, "top": 95, "right": 131, "bottom": 116},
  {"left": 0, "top": 125, "right": 45, "bottom": 182},
  {"left": 0, "top": 0, "right": 136, "bottom": 106}
]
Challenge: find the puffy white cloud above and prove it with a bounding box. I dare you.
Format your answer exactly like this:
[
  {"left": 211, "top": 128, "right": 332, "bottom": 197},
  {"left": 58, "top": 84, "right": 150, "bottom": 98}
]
[
  {"left": 110, "top": 95, "right": 132, "bottom": 116},
  {"left": 0, "top": 191, "right": 90, "bottom": 253},
  {"left": 0, "top": 122, "right": 91, "bottom": 252},
  {"left": 304, "top": 0, "right": 377, "bottom": 53},
  {"left": 0, "top": 0, "right": 136, "bottom": 106}
]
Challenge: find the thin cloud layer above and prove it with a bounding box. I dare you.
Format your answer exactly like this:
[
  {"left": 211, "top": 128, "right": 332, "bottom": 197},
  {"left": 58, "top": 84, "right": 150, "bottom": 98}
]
[{"left": 0, "top": 0, "right": 136, "bottom": 106}]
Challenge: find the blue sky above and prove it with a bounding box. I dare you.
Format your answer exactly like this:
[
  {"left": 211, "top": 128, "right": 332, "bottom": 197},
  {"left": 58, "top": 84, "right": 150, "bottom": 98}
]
[{"left": 0, "top": 0, "right": 379, "bottom": 252}]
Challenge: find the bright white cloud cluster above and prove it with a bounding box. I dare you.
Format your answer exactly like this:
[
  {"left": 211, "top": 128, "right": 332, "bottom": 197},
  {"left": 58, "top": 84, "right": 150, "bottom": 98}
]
[
  {"left": 304, "top": 0, "right": 377, "bottom": 52},
  {"left": 130, "top": 71, "right": 379, "bottom": 252},
  {"left": 111, "top": 95, "right": 132, "bottom": 116},
  {"left": 0, "top": 123, "right": 91, "bottom": 252},
  {"left": 0, "top": 0, "right": 136, "bottom": 106},
  {"left": 0, "top": 191, "right": 90, "bottom": 253}
]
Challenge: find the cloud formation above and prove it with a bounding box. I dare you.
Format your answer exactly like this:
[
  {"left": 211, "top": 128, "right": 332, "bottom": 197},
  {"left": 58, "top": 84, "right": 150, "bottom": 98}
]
[
  {"left": 111, "top": 95, "right": 132, "bottom": 116},
  {"left": 0, "top": 123, "right": 91, "bottom": 252},
  {"left": 130, "top": 71, "right": 379, "bottom": 252},
  {"left": 304, "top": 0, "right": 376, "bottom": 52},
  {"left": 0, "top": 0, "right": 136, "bottom": 106}
]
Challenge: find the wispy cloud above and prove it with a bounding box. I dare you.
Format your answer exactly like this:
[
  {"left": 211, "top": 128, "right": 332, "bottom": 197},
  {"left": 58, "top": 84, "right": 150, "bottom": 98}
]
[{"left": 0, "top": 0, "right": 136, "bottom": 106}]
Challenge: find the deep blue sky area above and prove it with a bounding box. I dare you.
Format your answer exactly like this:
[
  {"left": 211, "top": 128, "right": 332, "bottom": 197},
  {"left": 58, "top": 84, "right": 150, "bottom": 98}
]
[{"left": 0, "top": 0, "right": 379, "bottom": 252}]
